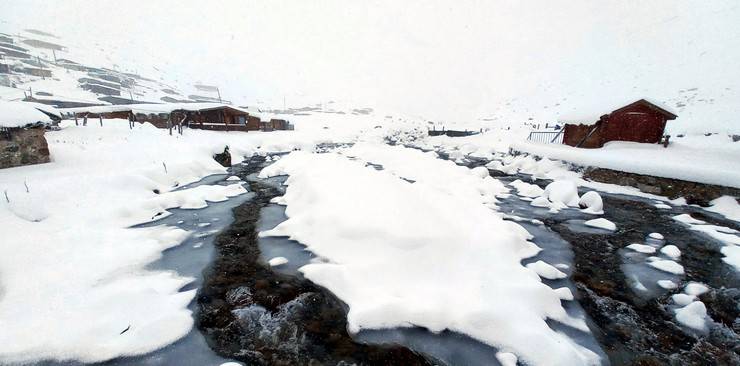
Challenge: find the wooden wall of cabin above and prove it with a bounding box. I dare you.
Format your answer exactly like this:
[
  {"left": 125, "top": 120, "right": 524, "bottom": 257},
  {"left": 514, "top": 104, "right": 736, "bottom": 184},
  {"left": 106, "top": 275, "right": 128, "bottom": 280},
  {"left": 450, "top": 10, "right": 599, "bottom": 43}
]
[
  {"left": 563, "top": 123, "right": 603, "bottom": 148},
  {"left": 601, "top": 104, "right": 667, "bottom": 144}
]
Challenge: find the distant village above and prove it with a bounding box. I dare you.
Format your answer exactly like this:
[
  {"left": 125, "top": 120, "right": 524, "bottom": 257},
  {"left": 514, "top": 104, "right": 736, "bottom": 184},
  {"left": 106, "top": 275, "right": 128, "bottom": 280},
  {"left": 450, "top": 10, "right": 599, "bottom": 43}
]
[{"left": 1, "top": 29, "right": 299, "bottom": 169}]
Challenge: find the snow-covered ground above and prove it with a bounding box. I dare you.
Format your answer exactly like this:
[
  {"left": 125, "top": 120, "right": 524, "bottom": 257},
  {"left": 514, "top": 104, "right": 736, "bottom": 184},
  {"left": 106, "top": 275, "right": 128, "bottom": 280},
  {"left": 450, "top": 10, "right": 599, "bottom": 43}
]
[
  {"left": 1, "top": 101, "right": 738, "bottom": 365},
  {"left": 0, "top": 113, "right": 390, "bottom": 363},
  {"left": 260, "top": 144, "right": 601, "bottom": 366}
]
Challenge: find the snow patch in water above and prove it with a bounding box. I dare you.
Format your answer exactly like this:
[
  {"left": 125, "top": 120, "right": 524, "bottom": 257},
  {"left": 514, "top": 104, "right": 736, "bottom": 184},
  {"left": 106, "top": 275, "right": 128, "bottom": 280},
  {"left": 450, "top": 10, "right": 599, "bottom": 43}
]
[{"left": 584, "top": 218, "right": 616, "bottom": 231}]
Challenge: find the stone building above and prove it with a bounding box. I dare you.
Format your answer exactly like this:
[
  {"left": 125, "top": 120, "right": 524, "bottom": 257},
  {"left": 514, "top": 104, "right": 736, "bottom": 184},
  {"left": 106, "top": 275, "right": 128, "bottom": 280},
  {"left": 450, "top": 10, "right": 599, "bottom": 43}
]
[{"left": 0, "top": 101, "right": 56, "bottom": 169}]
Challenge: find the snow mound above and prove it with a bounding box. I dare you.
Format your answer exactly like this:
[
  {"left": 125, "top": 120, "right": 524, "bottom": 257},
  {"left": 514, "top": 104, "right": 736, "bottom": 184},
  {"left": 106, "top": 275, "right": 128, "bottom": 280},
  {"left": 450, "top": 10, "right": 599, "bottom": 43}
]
[
  {"left": 268, "top": 257, "right": 289, "bottom": 266},
  {"left": 657, "top": 280, "right": 678, "bottom": 290},
  {"left": 578, "top": 191, "right": 604, "bottom": 215},
  {"left": 584, "top": 218, "right": 616, "bottom": 231},
  {"left": 675, "top": 301, "right": 708, "bottom": 332},
  {"left": 684, "top": 282, "right": 709, "bottom": 297},
  {"left": 706, "top": 196, "right": 740, "bottom": 222},
  {"left": 470, "top": 166, "right": 489, "bottom": 179},
  {"left": 259, "top": 149, "right": 600, "bottom": 366},
  {"left": 649, "top": 259, "right": 684, "bottom": 275},
  {"left": 496, "top": 352, "right": 518, "bottom": 366},
  {"left": 672, "top": 214, "right": 706, "bottom": 225},
  {"left": 530, "top": 196, "right": 552, "bottom": 208},
  {"left": 510, "top": 179, "right": 544, "bottom": 198},
  {"left": 543, "top": 180, "right": 580, "bottom": 207},
  {"left": 626, "top": 243, "right": 656, "bottom": 254},
  {"left": 660, "top": 245, "right": 681, "bottom": 260},
  {"left": 672, "top": 293, "right": 696, "bottom": 306},
  {"left": 526, "top": 260, "right": 567, "bottom": 280},
  {"left": 648, "top": 232, "right": 664, "bottom": 240}
]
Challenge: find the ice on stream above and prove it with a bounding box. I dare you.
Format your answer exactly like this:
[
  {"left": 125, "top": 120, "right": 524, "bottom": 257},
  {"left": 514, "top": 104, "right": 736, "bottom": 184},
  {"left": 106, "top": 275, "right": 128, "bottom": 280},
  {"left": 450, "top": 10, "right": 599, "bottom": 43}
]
[{"left": 106, "top": 171, "right": 254, "bottom": 366}]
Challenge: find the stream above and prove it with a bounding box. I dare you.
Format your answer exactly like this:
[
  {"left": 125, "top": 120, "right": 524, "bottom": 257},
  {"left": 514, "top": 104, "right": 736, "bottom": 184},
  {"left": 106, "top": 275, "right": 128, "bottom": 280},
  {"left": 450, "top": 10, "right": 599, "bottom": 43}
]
[{"left": 55, "top": 146, "right": 738, "bottom": 366}]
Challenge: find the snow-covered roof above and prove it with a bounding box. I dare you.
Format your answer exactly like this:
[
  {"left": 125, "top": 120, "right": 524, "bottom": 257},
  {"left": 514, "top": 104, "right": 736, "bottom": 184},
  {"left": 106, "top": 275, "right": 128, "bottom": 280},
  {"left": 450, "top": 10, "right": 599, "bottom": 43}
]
[
  {"left": 0, "top": 101, "right": 54, "bottom": 128},
  {"left": 20, "top": 101, "right": 63, "bottom": 119},
  {"left": 558, "top": 98, "right": 678, "bottom": 125},
  {"left": 59, "top": 102, "right": 256, "bottom": 116}
]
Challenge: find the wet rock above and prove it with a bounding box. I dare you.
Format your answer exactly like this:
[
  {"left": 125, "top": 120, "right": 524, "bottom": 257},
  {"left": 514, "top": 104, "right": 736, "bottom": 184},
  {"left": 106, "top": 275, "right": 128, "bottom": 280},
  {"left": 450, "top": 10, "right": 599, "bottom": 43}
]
[
  {"left": 700, "top": 287, "right": 740, "bottom": 329},
  {"left": 213, "top": 146, "right": 231, "bottom": 167},
  {"left": 225, "top": 286, "right": 254, "bottom": 307}
]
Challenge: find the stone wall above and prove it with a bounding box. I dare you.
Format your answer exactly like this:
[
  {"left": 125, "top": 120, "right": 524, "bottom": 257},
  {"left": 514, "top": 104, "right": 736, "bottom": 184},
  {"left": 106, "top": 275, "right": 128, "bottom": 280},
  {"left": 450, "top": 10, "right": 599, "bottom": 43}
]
[
  {"left": 584, "top": 167, "right": 740, "bottom": 206},
  {"left": 0, "top": 128, "right": 50, "bottom": 169}
]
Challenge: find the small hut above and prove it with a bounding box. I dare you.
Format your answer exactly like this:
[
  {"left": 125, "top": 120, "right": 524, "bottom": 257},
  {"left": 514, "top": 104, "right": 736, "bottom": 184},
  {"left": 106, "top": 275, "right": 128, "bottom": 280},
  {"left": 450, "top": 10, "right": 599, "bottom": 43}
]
[
  {"left": 561, "top": 99, "right": 677, "bottom": 148},
  {"left": 0, "top": 101, "right": 57, "bottom": 169}
]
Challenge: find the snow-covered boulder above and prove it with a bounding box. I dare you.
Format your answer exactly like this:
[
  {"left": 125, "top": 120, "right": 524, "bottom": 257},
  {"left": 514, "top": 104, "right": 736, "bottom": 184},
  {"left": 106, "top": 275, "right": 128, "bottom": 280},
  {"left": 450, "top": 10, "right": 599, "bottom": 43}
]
[
  {"left": 648, "top": 232, "right": 664, "bottom": 240},
  {"left": 578, "top": 191, "right": 603, "bottom": 215},
  {"left": 543, "top": 180, "right": 580, "bottom": 207},
  {"left": 511, "top": 179, "right": 544, "bottom": 198},
  {"left": 675, "top": 301, "right": 708, "bottom": 332},
  {"left": 584, "top": 218, "right": 616, "bottom": 231},
  {"left": 660, "top": 245, "right": 681, "bottom": 260},
  {"left": 530, "top": 196, "right": 551, "bottom": 208}
]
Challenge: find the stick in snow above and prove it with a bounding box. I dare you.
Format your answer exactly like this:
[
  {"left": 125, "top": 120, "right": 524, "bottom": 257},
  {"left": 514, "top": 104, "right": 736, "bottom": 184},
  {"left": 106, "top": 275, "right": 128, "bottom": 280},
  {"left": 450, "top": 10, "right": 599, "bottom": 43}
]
[
  {"left": 24, "top": 180, "right": 29, "bottom": 193},
  {"left": 119, "top": 325, "right": 130, "bottom": 335},
  {"left": 162, "top": 162, "right": 168, "bottom": 174},
  {"left": 3, "top": 190, "right": 8, "bottom": 203}
]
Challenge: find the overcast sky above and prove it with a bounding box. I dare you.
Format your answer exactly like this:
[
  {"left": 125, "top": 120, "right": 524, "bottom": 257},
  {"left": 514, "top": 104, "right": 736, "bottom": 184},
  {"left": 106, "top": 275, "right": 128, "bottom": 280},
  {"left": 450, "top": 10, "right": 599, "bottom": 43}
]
[{"left": 2, "top": 0, "right": 739, "bottom": 128}]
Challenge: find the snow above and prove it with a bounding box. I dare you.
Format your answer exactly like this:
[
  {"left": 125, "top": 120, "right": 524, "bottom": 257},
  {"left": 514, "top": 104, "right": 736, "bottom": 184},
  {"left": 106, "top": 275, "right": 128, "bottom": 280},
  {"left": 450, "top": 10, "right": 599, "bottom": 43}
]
[
  {"left": 648, "top": 232, "right": 664, "bottom": 240},
  {"left": 526, "top": 260, "right": 568, "bottom": 280},
  {"left": 657, "top": 280, "right": 678, "bottom": 290},
  {"left": 495, "top": 352, "right": 519, "bottom": 366},
  {"left": 0, "top": 100, "right": 54, "bottom": 128},
  {"left": 512, "top": 135, "right": 740, "bottom": 189},
  {"left": 578, "top": 191, "right": 604, "bottom": 215},
  {"left": 584, "top": 218, "right": 616, "bottom": 231},
  {"left": 60, "top": 102, "right": 269, "bottom": 121},
  {"left": 259, "top": 148, "right": 601, "bottom": 366},
  {"left": 660, "top": 245, "right": 681, "bottom": 260},
  {"left": 706, "top": 196, "right": 740, "bottom": 222},
  {"left": 672, "top": 213, "right": 706, "bottom": 225},
  {"left": 531, "top": 196, "right": 553, "bottom": 208},
  {"left": 672, "top": 293, "right": 696, "bottom": 307},
  {"left": 672, "top": 214, "right": 740, "bottom": 270},
  {"left": 674, "top": 301, "right": 708, "bottom": 332},
  {"left": 626, "top": 243, "right": 657, "bottom": 254},
  {"left": 554, "top": 287, "right": 575, "bottom": 301},
  {"left": 684, "top": 282, "right": 709, "bottom": 297},
  {"left": 543, "top": 180, "right": 580, "bottom": 207},
  {"left": 510, "top": 179, "right": 544, "bottom": 198},
  {"left": 0, "top": 117, "right": 365, "bottom": 364},
  {"left": 648, "top": 259, "right": 684, "bottom": 275},
  {"left": 268, "top": 257, "right": 289, "bottom": 267}
]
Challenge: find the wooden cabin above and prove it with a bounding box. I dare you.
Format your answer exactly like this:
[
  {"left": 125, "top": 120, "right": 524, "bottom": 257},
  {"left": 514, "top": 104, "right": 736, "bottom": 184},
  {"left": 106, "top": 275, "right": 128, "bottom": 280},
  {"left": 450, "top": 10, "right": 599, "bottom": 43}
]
[
  {"left": 561, "top": 99, "right": 677, "bottom": 148},
  {"left": 63, "top": 103, "right": 286, "bottom": 132}
]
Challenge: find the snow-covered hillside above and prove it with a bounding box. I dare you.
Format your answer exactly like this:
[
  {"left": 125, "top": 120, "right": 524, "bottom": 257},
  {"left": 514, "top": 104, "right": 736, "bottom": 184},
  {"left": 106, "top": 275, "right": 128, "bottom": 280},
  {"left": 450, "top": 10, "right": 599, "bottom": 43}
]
[
  {"left": 0, "top": 28, "right": 223, "bottom": 106},
  {"left": 4, "top": 0, "right": 739, "bottom": 133}
]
